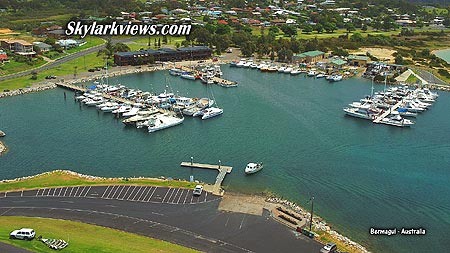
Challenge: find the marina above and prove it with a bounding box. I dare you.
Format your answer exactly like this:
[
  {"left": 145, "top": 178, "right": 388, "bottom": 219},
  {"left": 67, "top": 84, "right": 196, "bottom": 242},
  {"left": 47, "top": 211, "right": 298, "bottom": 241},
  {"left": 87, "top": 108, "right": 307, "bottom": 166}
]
[
  {"left": 180, "top": 161, "right": 232, "bottom": 195},
  {"left": 1, "top": 67, "right": 450, "bottom": 253}
]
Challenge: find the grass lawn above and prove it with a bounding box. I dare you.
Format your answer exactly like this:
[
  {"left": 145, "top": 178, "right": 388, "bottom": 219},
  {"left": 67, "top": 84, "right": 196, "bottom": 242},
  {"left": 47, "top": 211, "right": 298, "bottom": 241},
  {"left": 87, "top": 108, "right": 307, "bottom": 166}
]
[
  {"left": 126, "top": 35, "right": 186, "bottom": 51},
  {"left": 0, "top": 58, "right": 46, "bottom": 76},
  {"left": 65, "top": 37, "right": 105, "bottom": 54},
  {"left": 0, "top": 216, "right": 198, "bottom": 253},
  {"left": 0, "top": 170, "right": 196, "bottom": 192},
  {"left": 316, "top": 230, "right": 363, "bottom": 253},
  {"left": 405, "top": 73, "right": 419, "bottom": 84}
]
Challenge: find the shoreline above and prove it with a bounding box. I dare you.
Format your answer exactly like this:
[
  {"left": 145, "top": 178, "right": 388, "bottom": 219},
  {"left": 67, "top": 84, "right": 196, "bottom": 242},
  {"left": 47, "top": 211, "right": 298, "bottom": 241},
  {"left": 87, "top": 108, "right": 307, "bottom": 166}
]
[
  {"left": 0, "top": 141, "right": 6, "bottom": 155},
  {"left": 0, "top": 169, "right": 370, "bottom": 253},
  {"left": 432, "top": 48, "right": 450, "bottom": 64}
]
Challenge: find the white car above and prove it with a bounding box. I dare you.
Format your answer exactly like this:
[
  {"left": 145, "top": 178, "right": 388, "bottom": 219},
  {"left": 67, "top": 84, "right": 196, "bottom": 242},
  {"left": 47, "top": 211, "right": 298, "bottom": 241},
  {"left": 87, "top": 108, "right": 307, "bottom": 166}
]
[
  {"left": 10, "top": 228, "right": 35, "bottom": 240},
  {"left": 193, "top": 185, "right": 203, "bottom": 196}
]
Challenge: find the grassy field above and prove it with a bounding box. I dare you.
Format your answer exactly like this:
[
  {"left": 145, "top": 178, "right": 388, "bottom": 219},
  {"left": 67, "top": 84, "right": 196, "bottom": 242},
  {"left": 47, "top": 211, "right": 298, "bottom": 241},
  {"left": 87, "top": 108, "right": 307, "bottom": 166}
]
[
  {"left": 0, "top": 170, "right": 196, "bottom": 192},
  {"left": 0, "top": 58, "right": 47, "bottom": 76},
  {"left": 0, "top": 216, "right": 198, "bottom": 253},
  {"left": 316, "top": 230, "right": 364, "bottom": 253},
  {"left": 125, "top": 35, "right": 186, "bottom": 51}
]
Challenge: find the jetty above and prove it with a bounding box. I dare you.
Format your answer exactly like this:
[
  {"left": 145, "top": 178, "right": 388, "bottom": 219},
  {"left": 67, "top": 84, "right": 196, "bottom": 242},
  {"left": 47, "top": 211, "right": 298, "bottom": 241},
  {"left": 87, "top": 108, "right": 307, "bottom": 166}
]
[
  {"left": 180, "top": 161, "right": 232, "bottom": 195},
  {"left": 56, "top": 83, "right": 135, "bottom": 104},
  {"left": 178, "top": 66, "right": 238, "bottom": 87},
  {"left": 373, "top": 100, "right": 403, "bottom": 124}
]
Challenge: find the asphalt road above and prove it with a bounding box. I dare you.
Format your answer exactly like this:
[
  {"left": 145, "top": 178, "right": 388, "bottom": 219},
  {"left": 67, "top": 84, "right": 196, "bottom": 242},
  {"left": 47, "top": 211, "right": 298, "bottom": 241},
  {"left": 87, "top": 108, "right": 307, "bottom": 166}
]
[
  {"left": 0, "top": 37, "right": 136, "bottom": 82},
  {"left": 0, "top": 186, "right": 323, "bottom": 253},
  {"left": 0, "top": 242, "right": 33, "bottom": 253}
]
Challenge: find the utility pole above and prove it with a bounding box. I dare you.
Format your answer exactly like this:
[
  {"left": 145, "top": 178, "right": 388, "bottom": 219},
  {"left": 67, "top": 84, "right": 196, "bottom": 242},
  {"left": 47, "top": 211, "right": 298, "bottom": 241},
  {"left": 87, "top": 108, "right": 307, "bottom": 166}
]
[{"left": 309, "top": 196, "right": 314, "bottom": 231}]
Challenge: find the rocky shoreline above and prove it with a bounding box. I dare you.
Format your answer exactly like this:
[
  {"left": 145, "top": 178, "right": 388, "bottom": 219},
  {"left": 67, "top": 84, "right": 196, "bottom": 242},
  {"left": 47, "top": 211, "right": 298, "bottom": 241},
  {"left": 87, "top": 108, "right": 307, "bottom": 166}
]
[
  {"left": 0, "top": 141, "right": 6, "bottom": 155},
  {"left": 266, "top": 197, "right": 370, "bottom": 253},
  {"left": 0, "top": 83, "right": 57, "bottom": 99}
]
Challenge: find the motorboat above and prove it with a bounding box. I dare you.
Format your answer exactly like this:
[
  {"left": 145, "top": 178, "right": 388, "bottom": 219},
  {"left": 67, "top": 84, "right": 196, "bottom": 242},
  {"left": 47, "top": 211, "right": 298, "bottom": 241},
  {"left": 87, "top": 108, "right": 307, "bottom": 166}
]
[
  {"left": 112, "top": 104, "right": 132, "bottom": 115},
  {"left": 100, "top": 103, "right": 119, "bottom": 112},
  {"left": 180, "top": 73, "right": 196, "bottom": 80},
  {"left": 381, "top": 114, "right": 415, "bottom": 127},
  {"left": 122, "top": 107, "right": 140, "bottom": 118},
  {"left": 278, "top": 66, "right": 286, "bottom": 73},
  {"left": 395, "top": 109, "right": 417, "bottom": 118},
  {"left": 250, "top": 63, "right": 258, "bottom": 69},
  {"left": 330, "top": 74, "right": 343, "bottom": 82},
  {"left": 343, "top": 107, "right": 378, "bottom": 120},
  {"left": 169, "top": 68, "right": 183, "bottom": 76},
  {"left": 245, "top": 162, "right": 263, "bottom": 174},
  {"left": 316, "top": 73, "right": 325, "bottom": 78},
  {"left": 307, "top": 70, "right": 317, "bottom": 77},
  {"left": 290, "top": 69, "right": 301, "bottom": 75},
  {"left": 148, "top": 114, "right": 184, "bottom": 133},
  {"left": 201, "top": 107, "right": 223, "bottom": 120},
  {"left": 243, "top": 61, "right": 252, "bottom": 68},
  {"left": 284, "top": 67, "right": 293, "bottom": 74},
  {"left": 236, "top": 60, "right": 246, "bottom": 67}
]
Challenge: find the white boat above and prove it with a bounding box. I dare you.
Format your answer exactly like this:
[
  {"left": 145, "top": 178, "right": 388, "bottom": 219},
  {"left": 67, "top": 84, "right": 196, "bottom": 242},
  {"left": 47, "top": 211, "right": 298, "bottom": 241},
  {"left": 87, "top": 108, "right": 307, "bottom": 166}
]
[
  {"left": 381, "top": 114, "right": 415, "bottom": 127},
  {"left": 201, "top": 107, "right": 223, "bottom": 120},
  {"left": 316, "top": 73, "right": 325, "bottom": 78},
  {"left": 148, "top": 114, "right": 184, "bottom": 133},
  {"left": 181, "top": 73, "right": 196, "bottom": 80},
  {"left": 236, "top": 60, "right": 246, "bottom": 67},
  {"left": 245, "top": 162, "right": 263, "bottom": 174},
  {"left": 250, "top": 63, "right": 258, "bottom": 69},
  {"left": 290, "top": 69, "right": 301, "bottom": 75},
  {"left": 122, "top": 107, "right": 140, "bottom": 118},
  {"left": 330, "top": 74, "right": 343, "bottom": 82},
  {"left": 278, "top": 66, "right": 286, "bottom": 72},
  {"left": 112, "top": 104, "right": 132, "bottom": 114},
  {"left": 343, "top": 107, "right": 378, "bottom": 120},
  {"left": 307, "top": 70, "right": 317, "bottom": 76},
  {"left": 284, "top": 67, "right": 293, "bottom": 74},
  {"left": 169, "top": 68, "right": 182, "bottom": 76},
  {"left": 100, "top": 103, "right": 119, "bottom": 112},
  {"left": 243, "top": 61, "right": 252, "bottom": 68}
]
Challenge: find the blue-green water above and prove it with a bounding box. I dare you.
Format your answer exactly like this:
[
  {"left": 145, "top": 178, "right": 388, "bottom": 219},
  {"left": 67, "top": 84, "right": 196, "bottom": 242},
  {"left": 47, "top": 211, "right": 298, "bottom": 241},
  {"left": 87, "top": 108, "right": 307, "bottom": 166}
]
[
  {"left": 1, "top": 67, "right": 450, "bottom": 253},
  {"left": 435, "top": 48, "right": 450, "bottom": 64}
]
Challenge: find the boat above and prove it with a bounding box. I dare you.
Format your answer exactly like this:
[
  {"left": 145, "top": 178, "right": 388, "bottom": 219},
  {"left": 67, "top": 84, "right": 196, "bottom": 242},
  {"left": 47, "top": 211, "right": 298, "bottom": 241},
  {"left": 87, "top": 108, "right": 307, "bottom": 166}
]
[
  {"left": 100, "top": 103, "right": 119, "bottom": 112},
  {"left": 180, "top": 73, "right": 196, "bottom": 80},
  {"left": 250, "top": 63, "right": 258, "bottom": 69},
  {"left": 243, "top": 61, "right": 252, "bottom": 68},
  {"left": 169, "top": 68, "right": 182, "bottom": 76},
  {"left": 229, "top": 61, "right": 237, "bottom": 67},
  {"left": 343, "top": 107, "right": 378, "bottom": 120},
  {"left": 112, "top": 104, "right": 132, "bottom": 115},
  {"left": 330, "top": 74, "right": 343, "bottom": 82},
  {"left": 245, "top": 162, "right": 263, "bottom": 174},
  {"left": 395, "top": 109, "right": 417, "bottom": 118},
  {"left": 381, "top": 114, "right": 415, "bottom": 127},
  {"left": 278, "top": 66, "right": 286, "bottom": 73},
  {"left": 201, "top": 107, "right": 223, "bottom": 120},
  {"left": 236, "top": 60, "right": 246, "bottom": 67},
  {"left": 284, "top": 67, "right": 293, "bottom": 74},
  {"left": 148, "top": 114, "right": 184, "bottom": 133},
  {"left": 267, "top": 66, "right": 278, "bottom": 72},
  {"left": 290, "top": 69, "right": 301, "bottom": 75},
  {"left": 122, "top": 107, "right": 140, "bottom": 118},
  {"left": 307, "top": 70, "right": 317, "bottom": 77},
  {"left": 316, "top": 73, "right": 325, "bottom": 78}
]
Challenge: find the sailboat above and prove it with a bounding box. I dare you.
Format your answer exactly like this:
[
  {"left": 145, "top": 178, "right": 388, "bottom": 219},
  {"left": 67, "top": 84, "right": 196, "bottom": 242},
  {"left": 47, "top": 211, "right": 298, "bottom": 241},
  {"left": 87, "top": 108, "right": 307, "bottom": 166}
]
[{"left": 201, "top": 84, "right": 223, "bottom": 120}]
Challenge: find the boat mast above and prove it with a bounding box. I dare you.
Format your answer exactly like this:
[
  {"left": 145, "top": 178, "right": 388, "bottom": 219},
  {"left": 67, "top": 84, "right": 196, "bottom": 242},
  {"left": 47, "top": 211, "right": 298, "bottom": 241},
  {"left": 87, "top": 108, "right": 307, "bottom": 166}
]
[{"left": 371, "top": 76, "right": 375, "bottom": 98}]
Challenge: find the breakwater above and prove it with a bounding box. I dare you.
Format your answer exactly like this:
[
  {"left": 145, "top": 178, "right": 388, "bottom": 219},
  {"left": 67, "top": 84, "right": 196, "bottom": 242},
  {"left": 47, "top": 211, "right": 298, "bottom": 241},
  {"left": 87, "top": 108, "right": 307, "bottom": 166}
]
[
  {"left": 0, "top": 83, "right": 57, "bottom": 99},
  {"left": 0, "top": 141, "right": 6, "bottom": 155}
]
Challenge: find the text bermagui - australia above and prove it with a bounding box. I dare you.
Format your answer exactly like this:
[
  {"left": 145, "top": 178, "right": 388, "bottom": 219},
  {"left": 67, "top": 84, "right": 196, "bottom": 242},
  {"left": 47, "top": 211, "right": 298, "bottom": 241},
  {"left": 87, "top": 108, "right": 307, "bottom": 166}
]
[{"left": 65, "top": 21, "right": 192, "bottom": 38}]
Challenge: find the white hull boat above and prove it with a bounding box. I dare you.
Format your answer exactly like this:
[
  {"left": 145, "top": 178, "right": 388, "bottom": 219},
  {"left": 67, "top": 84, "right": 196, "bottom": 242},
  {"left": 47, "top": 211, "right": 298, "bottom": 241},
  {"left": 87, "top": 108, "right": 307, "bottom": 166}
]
[{"left": 245, "top": 162, "right": 263, "bottom": 174}]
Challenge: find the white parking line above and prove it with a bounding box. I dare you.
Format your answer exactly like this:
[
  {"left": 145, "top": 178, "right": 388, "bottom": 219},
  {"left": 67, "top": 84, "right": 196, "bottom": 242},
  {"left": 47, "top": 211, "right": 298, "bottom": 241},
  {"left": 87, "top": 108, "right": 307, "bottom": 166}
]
[
  {"left": 105, "top": 186, "right": 115, "bottom": 199},
  {"left": 126, "top": 186, "right": 137, "bottom": 201},
  {"left": 147, "top": 187, "right": 157, "bottom": 202},
  {"left": 73, "top": 187, "right": 80, "bottom": 197},
  {"left": 141, "top": 187, "right": 152, "bottom": 202},
  {"left": 132, "top": 187, "right": 143, "bottom": 201},
  {"left": 36, "top": 189, "right": 40, "bottom": 197},
  {"left": 176, "top": 189, "right": 185, "bottom": 204},
  {"left": 190, "top": 193, "right": 194, "bottom": 204},
  {"left": 204, "top": 192, "right": 208, "bottom": 203},
  {"left": 137, "top": 187, "right": 148, "bottom": 201},
  {"left": 120, "top": 186, "right": 131, "bottom": 200},
  {"left": 171, "top": 188, "right": 181, "bottom": 203},
  {"left": 83, "top": 186, "right": 91, "bottom": 197},
  {"left": 69, "top": 187, "right": 74, "bottom": 197},
  {"left": 115, "top": 186, "right": 125, "bottom": 199},
  {"left": 21, "top": 191, "right": 23, "bottom": 197},
  {"left": 101, "top": 186, "right": 110, "bottom": 198},
  {"left": 52, "top": 188, "right": 57, "bottom": 197},
  {"left": 63, "top": 187, "right": 68, "bottom": 197},
  {"left": 111, "top": 186, "right": 121, "bottom": 199},
  {"left": 162, "top": 188, "right": 172, "bottom": 203},
  {"left": 57, "top": 188, "right": 63, "bottom": 197},
  {"left": 183, "top": 190, "right": 190, "bottom": 204},
  {"left": 77, "top": 186, "right": 86, "bottom": 197}
]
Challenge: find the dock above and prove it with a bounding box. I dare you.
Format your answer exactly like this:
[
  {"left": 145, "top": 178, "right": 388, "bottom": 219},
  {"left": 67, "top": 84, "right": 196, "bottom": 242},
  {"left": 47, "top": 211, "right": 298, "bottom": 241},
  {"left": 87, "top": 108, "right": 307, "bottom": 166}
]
[
  {"left": 56, "top": 83, "right": 135, "bottom": 104},
  {"left": 373, "top": 100, "right": 403, "bottom": 123},
  {"left": 178, "top": 66, "right": 238, "bottom": 87},
  {"left": 180, "top": 162, "right": 232, "bottom": 195}
]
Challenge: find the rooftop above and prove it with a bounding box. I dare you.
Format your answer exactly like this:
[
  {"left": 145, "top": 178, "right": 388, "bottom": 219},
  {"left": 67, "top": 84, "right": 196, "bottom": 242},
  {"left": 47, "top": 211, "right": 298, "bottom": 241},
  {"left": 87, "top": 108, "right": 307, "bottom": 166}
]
[
  {"left": 347, "top": 55, "right": 370, "bottom": 61},
  {"left": 295, "top": 50, "right": 325, "bottom": 58}
]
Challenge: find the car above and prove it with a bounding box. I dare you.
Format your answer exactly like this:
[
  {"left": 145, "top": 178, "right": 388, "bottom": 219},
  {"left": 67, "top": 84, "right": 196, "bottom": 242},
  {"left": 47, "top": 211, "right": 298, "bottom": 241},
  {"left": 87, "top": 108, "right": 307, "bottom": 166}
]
[
  {"left": 320, "top": 243, "right": 337, "bottom": 253},
  {"left": 45, "top": 75, "right": 57, "bottom": 79},
  {"left": 193, "top": 185, "right": 203, "bottom": 196},
  {"left": 9, "top": 228, "right": 35, "bottom": 240},
  {"left": 88, "top": 68, "right": 95, "bottom": 72}
]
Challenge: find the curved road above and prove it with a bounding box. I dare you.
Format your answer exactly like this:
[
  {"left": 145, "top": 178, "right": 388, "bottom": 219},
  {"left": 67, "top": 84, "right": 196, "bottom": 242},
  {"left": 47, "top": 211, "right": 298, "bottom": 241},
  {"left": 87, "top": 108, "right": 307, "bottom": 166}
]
[
  {"left": 0, "top": 37, "right": 136, "bottom": 82},
  {"left": 0, "top": 185, "right": 322, "bottom": 253}
]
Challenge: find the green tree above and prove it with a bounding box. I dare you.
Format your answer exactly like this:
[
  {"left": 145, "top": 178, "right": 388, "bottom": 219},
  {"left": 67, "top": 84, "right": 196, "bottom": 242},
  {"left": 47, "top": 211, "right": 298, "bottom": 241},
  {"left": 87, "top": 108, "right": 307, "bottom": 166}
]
[
  {"left": 269, "top": 26, "right": 279, "bottom": 34},
  {"left": 281, "top": 25, "right": 297, "bottom": 37},
  {"left": 302, "top": 24, "right": 313, "bottom": 34},
  {"left": 324, "top": 22, "right": 337, "bottom": 33},
  {"left": 395, "top": 53, "right": 404, "bottom": 65},
  {"left": 315, "top": 24, "right": 324, "bottom": 33},
  {"left": 240, "top": 41, "right": 256, "bottom": 57},
  {"left": 361, "top": 24, "right": 368, "bottom": 32},
  {"left": 345, "top": 23, "right": 355, "bottom": 34}
]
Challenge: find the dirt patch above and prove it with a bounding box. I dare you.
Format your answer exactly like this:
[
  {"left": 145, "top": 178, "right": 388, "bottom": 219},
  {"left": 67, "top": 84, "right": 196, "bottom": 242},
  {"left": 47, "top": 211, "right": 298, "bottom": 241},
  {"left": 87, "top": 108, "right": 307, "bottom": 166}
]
[
  {"left": 0, "top": 28, "right": 17, "bottom": 35},
  {"left": 351, "top": 47, "right": 397, "bottom": 63},
  {"left": 218, "top": 192, "right": 277, "bottom": 216}
]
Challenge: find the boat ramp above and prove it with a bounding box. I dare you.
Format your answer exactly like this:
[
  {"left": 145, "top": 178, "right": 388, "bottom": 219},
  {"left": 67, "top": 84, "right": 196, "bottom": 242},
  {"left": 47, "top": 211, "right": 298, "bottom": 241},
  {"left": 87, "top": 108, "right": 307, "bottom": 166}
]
[{"left": 180, "top": 161, "right": 232, "bottom": 195}]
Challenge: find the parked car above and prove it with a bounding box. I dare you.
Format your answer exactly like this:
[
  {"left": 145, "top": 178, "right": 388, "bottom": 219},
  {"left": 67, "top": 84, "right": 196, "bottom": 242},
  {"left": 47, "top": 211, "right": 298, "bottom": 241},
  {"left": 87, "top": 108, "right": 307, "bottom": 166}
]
[
  {"left": 45, "top": 75, "right": 57, "bottom": 79},
  {"left": 88, "top": 68, "right": 95, "bottom": 72},
  {"left": 320, "top": 243, "right": 337, "bottom": 253},
  {"left": 10, "top": 228, "right": 35, "bottom": 240},
  {"left": 193, "top": 185, "right": 203, "bottom": 196}
]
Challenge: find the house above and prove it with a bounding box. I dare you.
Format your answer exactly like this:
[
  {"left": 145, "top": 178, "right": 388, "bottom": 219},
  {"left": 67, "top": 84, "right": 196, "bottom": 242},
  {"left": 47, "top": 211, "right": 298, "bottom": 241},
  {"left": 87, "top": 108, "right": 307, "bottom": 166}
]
[
  {"left": 347, "top": 55, "right": 370, "bottom": 66},
  {"left": 293, "top": 50, "right": 325, "bottom": 63},
  {"left": 329, "top": 59, "right": 347, "bottom": 68},
  {"left": 114, "top": 46, "right": 212, "bottom": 66},
  {"left": 56, "top": 39, "right": 84, "bottom": 49},
  {"left": 0, "top": 40, "right": 35, "bottom": 56},
  {"left": 33, "top": 42, "right": 53, "bottom": 52},
  {"left": 47, "top": 29, "right": 67, "bottom": 39}
]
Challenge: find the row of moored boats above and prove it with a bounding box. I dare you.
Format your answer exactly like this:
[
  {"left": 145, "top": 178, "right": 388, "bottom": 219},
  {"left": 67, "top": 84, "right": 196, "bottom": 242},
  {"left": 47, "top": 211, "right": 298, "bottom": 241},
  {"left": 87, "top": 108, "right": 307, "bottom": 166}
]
[
  {"left": 343, "top": 86, "right": 438, "bottom": 127},
  {"left": 74, "top": 84, "right": 223, "bottom": 133},
  {"left": 230, "top": 59, "right": 343, "bottom": 82}
]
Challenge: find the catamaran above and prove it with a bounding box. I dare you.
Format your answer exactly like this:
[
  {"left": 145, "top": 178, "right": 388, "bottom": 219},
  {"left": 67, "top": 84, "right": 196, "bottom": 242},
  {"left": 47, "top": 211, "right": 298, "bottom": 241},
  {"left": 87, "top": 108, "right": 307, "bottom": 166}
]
[{"left": 148, "top": 114, "right": 184, "bottom": 132}]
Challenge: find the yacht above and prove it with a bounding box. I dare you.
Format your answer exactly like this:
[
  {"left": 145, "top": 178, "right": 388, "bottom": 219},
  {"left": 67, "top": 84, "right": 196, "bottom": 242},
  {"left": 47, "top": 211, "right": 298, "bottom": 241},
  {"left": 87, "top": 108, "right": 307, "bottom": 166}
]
[
  {"left": 122, "top": 107, "right": 140, "bottom": 118},
  {"left": 343, "top": 107, "right": 378, "bottom": 120},
  {"left": 307, "top": 70, "right": 317, "bottom": 77},
  {"left": 180, "top": 73, "right": 196, "bottom": 80},
  {"left": 278, "top": 66, "right": 286, "bottom": 73},
  {"left": 148, "top": 114, "right": 184, "bottom": 133},
  {"left": 245, "top": 162, "right": 263, "bottom": 174},
  {"left": 201, "top": 107, "right": 223, "bottom": 120},
  {"left": 112, "top": 104, "right": 132, "bottom": 115},
  {"left": 123, "top": 109, "right": 159, "bottom": 125},
  {"left": 243, "top": 61, "right": 252, "bottom": 68},
  {"left": 330, "top": 74, "right": 343, "bottom": 82},
  {"left": 267, "top": 65, "right": 278, "bottom": 72},
  {"left": 236, "top": 60, "right": 246, "bottom": 67},
  {"left": 290, "top": 69, "right": 301, "bottom": 75},
  {"left": 169, "top": 68, "right": 182, "bottom": 76},
  {"left": 316, "top": 73, "right": 325, "bottom": 78},
  {"left": 100, "top": 103, "right": 119, "bottom": 112},
  {"left": 284, "top": 67, "right": 293, "bottom": 74},
  {"left": 250, "top": 63, "right": 258, "bottom": 69},
  {"left": 381, "top": 114, "right": 415, "bottom": 127}
]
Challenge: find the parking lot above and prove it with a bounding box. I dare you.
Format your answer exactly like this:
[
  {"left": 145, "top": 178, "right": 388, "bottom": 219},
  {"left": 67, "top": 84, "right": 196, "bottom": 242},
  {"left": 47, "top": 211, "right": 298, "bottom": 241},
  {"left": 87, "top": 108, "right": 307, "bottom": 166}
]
[{"left": 0, "top": 185, "right": 220, "bottom": 205}]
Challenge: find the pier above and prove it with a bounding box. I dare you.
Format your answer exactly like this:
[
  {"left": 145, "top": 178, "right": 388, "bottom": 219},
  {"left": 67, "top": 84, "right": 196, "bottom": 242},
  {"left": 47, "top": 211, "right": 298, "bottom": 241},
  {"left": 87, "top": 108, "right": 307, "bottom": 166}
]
[
  {"left": 373, "top": 100, "right": 403, "bottom": 124},
  {"left": 56, "top": 83, "right": 135, "bottom": 104},
  {"left": 178, "top": 66, "right": 238, "bottom": 87},
  {"left": 180, "top": 161, "right": 232, "bottom": 195}
]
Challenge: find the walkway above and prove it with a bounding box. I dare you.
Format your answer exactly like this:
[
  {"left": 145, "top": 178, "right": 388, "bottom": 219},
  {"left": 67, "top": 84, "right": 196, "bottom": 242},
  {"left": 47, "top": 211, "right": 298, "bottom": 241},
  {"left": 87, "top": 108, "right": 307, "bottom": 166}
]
[{"left": 180, "top": 162, "right": 232, "bottom": 195}]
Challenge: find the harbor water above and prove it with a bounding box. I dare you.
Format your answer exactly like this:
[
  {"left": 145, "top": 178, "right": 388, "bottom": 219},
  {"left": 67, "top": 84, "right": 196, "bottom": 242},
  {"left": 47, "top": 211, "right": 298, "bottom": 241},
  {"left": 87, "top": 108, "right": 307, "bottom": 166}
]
[
  {"left": 434, "top": 48, "right": 450, "bottom": 64},
  {"left": 1, "top": 67, "right": 450, "bottom": 253}
]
